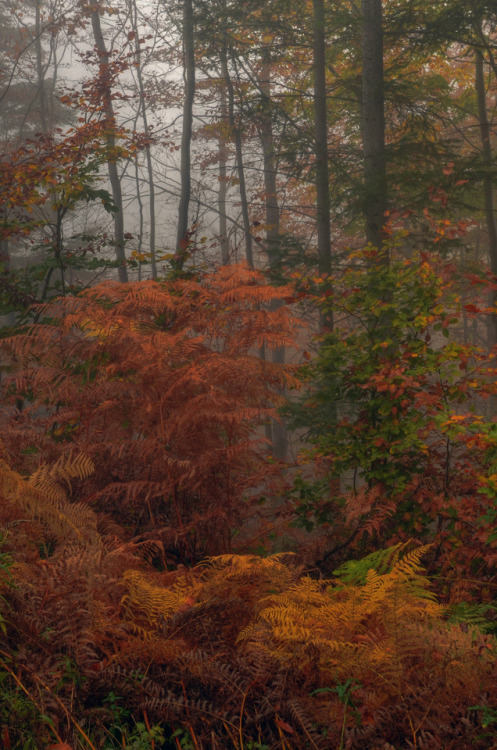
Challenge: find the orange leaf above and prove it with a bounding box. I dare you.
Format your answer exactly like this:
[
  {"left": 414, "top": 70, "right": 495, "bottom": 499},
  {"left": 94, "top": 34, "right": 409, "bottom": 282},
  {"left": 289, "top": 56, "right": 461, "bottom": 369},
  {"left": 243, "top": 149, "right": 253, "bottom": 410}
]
[{"left": 275, "top": 718, "right": 295, "bottom": 734}]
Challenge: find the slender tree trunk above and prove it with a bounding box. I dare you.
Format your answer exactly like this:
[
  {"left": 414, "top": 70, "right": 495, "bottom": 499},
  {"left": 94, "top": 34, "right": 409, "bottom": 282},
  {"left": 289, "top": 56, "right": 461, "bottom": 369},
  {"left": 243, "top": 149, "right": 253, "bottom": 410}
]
[
  {"left": 259, "top": 48, "right": 280, "bottom": 267},
  {"left": 34, "top": 2, "right": 48, "bottom": 133},
  {"left": 134, "top": 156, "right": 144, "bottom": 281},
  {"left": 475, "top": 45, "right": 497, "bottom": 417},
  {"left": 0, "top": 237, "right": 16, "bottom": 326},
  {"left": 312, "top": 0, "right": 331, "bottom": 276},
  {"left": 143, "top": 135, "right": 157, "bottom": 278},
  {"left": 175, "top": 0, "right": 195, "bottom": 269},
  {"left": 221, "top": 45, "right": 254, "bottom": 267},
  {"left": 131, "top": 0, "right": 157, "bottom": 279},
  {"left": 90, "top": 7, "right": 128, "bottom": 282},
  {"left": 361, "top": 0, "right": 387, "bottom": 261},
  {"left": 312, "top": 0, "right": 336, "bottom": 438},
  {"left": 218, "top": 80, "right": 230, "bottom": 264},
  {"left": 475, "top": 47, "right": 497, "bottom": 346},
  {"left": 257, "top": 47, "right": 287, "bottom": 460}
]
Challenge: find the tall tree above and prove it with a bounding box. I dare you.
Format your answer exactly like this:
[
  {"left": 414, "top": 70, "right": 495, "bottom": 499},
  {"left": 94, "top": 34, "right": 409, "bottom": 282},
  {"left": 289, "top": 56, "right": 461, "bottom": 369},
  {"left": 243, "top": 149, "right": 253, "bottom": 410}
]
[
  {"left": 361, "top": 0, "right": 387, "bottom": 259},
  {"left": 312, "top": 0, "right": 331, "bottom": 276},
  {"left": 217, "top": 77, "right": 230, "bottom": 264},
  {"left": 89, "top": 4, "right": 128, "bottom": 282},
  {"left": 256, "top": 44, "right": 288, "bottom": 459},
  {"left": 175, "top": 0, "right": 196, "bottom": 268},
  {"left": 129, "top": 0, "right": 158, "bottom": 279},
  {"left": 221, "top": 37, "right": 254, "bottom": 267}
]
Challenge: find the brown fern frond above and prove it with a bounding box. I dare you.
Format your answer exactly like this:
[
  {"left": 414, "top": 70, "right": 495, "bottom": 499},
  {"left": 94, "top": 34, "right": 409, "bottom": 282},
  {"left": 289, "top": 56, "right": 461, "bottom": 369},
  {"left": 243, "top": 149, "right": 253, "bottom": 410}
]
[
  {"left": 1, "top": 266, "right": 300, "bottom": 560},
  {"left": 0, "top": 456, "right": 97, "bottom": 546}
]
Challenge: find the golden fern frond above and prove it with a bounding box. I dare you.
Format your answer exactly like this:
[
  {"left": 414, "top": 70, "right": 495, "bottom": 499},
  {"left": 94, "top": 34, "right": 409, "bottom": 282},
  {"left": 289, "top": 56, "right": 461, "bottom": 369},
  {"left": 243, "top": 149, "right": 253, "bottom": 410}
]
[
  {"left": 28, "top": 470, "right": 67, "bottom": 505},
  {"left": 206, "top": 552, "right": 295, "bottom": 571},
  {"left": 121, "top": 570, "right": 199, "bottom": 627},
  {"left": 30, "top": 452, "right": 95, "bottom": 492},
  {"left": 390, "top": 543, "right": 432, "bottom": 580},
  {"left": 0, "top": 456, "right": 98, "bottom": 546},
  {"left": 363, "top": 567, "right": 386, "bottom": 603}
]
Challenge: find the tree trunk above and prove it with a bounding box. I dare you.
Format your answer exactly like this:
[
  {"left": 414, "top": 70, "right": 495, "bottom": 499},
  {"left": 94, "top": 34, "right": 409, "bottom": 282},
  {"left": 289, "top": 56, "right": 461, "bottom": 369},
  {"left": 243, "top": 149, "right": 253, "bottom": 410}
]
[
  {"left": 34, "top": 2, "right": 48, "bottom": 133},
  {"left": 90, "top": 7, "right": 128, "bottom": 282},
  {"left": 257, "top": 47, "right": 287, "bottom": 460},
  {"left": 259, "top": 48, "right": 280, "bottom": 267},
  {"left": 218, "top": 80, "right": 230, "bottom": 264},
  {"left": 312, "top": 0, "right": 331, "bottom": 276},
  {"left": 134, "top": 153, "right": 144, "bottom": 281},
  {"left": 0, "top": 237, "right": 16, "bottom": 326},
  {"left": 131, "top": 0, "right": 157, "bottom": 279},
  {"left": 221, "top": 45, "right": 254, "bottom": 267},
  {"left": 361, "top": 0, "right": 387, "bottom": 261},
  {"left": 475, "top": 46, "right": 497, "bottom": 349},
  {"left": 175, "top": 0, "right": 196, "bottom": 269}
]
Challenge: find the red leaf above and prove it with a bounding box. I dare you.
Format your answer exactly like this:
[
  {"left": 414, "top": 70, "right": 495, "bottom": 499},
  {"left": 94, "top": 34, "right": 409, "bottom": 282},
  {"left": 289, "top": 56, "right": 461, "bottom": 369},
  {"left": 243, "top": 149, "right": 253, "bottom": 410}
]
[{"left": 275, "top": 718, "right": 295, "bottom": 734}]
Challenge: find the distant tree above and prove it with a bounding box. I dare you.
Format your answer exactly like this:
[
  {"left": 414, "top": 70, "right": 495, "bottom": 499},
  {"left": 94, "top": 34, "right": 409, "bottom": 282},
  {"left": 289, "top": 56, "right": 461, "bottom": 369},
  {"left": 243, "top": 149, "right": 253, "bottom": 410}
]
[
  {"left": 361, "top": 0, "right": 387, "bottom": 258},
  {"left": 88, "top": 2, "right": 128, "bottom": 282},
  {"left": 175, "top": 0, "right": 196, "bottom": 268}
]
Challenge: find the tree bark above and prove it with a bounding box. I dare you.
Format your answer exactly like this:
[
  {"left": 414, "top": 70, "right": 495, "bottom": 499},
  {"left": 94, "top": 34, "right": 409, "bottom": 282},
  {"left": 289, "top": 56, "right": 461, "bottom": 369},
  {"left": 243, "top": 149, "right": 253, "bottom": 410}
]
[
  {"left": 221, "top": 45, "right": 254, "bottom": 267},
  {"left": 257, "top": 47, "right": 287, "bottom": 460},
  {"left": 218, "top": 79, "right": 230, "bottom": 264},
  {"left": 90, "top": 7, "right": 128, "bottom": 282},
  {"left": 175, "top": 0, "right": 196, "bottom": 269},
  {"left": 361, "top": 0, "right": 387, "bottom": 261},
  {"left": 34, "top": 2, "right": 48, "bottom": 133},
  {"left": 259, "top": 48, "right": 280, "bottom": 267},
  {"left": 131, "top": 0, "right": 157, "bottom": 279},
  {"left": 312, "top": 0, "right": 331, "bottom": 276},
  {"left": 0, "top": 237, "right": 16, "bottom": 326},
  {"left": 475, "top": 43, "right": 497, "bottom": 400}
]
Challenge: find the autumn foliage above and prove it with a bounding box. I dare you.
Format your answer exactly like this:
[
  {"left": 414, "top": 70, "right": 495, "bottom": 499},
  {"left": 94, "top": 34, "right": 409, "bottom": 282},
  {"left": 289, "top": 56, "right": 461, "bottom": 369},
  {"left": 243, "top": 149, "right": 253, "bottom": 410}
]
[
  {"left": 0, "top": 450, "right": 495, "bottom": 749},
  {"left": 4, "top": 0, "right": 497, "bottom": 745},
  {"left": 289, "top": 249, "right": 497, "bottom": 588},
  {"left": 1, "top": 265, "right": 297, "bottom": 560},
  {"left": 0, "top": 259, "right": 497, "bottom": 748}
]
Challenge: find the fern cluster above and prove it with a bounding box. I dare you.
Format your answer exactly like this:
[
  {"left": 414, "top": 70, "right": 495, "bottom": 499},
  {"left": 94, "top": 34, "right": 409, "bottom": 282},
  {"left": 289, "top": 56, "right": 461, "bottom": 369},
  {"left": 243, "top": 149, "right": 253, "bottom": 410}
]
[
  {"left": 1, "top": 265, "right": 298, "bottom": 560},
  {"left": 1, "top": 266, "right": 496, "bottom": 749},
  {"left": 1, "top": 455, "right": 493, "bottom": 750}
]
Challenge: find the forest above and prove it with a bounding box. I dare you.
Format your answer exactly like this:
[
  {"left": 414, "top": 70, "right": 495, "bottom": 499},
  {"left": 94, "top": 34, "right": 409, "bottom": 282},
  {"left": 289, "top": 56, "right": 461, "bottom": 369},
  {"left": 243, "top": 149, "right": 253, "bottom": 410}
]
[{"left": 1, "top": 0, "right": 497, "bottom": 748}]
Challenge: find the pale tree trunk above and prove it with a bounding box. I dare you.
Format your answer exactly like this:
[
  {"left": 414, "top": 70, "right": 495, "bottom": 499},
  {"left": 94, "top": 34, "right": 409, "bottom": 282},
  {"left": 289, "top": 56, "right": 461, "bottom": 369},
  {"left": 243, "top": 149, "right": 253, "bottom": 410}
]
[
  {"left": 130, "top": 0, "right": 157, "bottom": 279},
  {"left": 220, "top": 33, "right": 253, "bottom": 267},
  {"left": 90, "top": 7, "right": 128, "bottom": 282},
  {"left": 34, "top": 2, "right": 48, "bottom": 133},
  {"left": 175, "top": 0, "right": 195, "bottom": 269},
  {"left": 218, "top": 80, "right": 230, "bottom": 265},
  {"left": 258, "top": 48, "right": 287, "bottom": 460},
  {"left": 361, "top": 0, "right": 387, "bottom": 261},
  {"left": 134, "top": 154, "right": 144, "bottom": 281}
]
